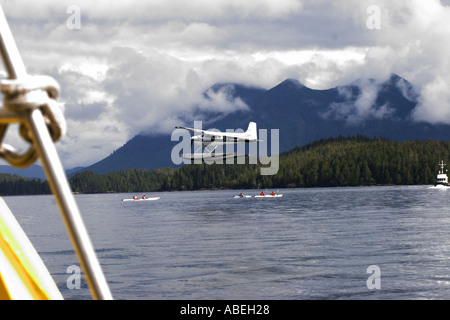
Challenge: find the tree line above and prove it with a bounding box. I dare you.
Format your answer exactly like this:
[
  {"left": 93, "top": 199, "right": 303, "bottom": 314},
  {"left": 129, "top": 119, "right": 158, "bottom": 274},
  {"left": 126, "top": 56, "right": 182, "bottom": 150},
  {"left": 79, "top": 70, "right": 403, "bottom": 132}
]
[
  {"left": 69, "top": 136, "right": 449, "bottom": 193},
  {"left": 1, "top": 136, "right": 449, "bottom": 195},
  {"left": 0, "top": 173, "right": 50, "bottom": 195}
]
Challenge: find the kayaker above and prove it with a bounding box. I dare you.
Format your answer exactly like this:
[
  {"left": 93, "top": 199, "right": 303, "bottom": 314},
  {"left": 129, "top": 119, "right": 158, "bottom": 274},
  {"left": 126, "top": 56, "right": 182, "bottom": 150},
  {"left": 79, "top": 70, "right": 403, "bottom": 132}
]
[
  {"left": 133, "top": 196, "right": 137, "bottom": 200},
  {"left": 142, "top": 194, "right": 146, "bottom": 199},
  {"left": 239, "top": 192, "right": 244, "bottom": 198},
  {"left": 260, "top": 191, "right": 265, "bottom": 196},
  {"left": 271, "top": 191, "right": 275, "bottom": 196}
]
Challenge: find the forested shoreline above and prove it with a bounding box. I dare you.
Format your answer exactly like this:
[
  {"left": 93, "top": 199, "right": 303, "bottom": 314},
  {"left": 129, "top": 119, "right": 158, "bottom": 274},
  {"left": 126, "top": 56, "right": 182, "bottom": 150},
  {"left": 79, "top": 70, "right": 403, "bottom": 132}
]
[
  {"left": 0, "top": 173, "right": 50, "bottom": 196},
  {"left": 66, "top": 136, "right": 450, "bottom": 193},
  {"left": 1, "top": 136, "right": 449, "bottom": 195}
]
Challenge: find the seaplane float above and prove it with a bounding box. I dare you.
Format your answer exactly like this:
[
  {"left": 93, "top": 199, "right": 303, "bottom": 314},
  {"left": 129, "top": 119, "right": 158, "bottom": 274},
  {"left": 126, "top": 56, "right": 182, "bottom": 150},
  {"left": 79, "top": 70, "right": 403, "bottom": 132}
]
[{"left": 175, "top": 121, "right": 259, "bottom": 161}]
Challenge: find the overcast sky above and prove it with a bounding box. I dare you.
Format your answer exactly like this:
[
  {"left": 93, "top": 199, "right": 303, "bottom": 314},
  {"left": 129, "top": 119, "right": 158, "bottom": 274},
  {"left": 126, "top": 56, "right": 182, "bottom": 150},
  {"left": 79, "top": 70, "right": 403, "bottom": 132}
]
[{"left": 1, "top": 0, "right": 450, "bottom": 168}]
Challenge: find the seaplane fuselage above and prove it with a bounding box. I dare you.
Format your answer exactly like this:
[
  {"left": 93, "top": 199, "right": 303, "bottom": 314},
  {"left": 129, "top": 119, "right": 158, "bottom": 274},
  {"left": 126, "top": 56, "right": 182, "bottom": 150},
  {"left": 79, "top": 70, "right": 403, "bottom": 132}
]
[
  {"left": 191, "top": 133, "right": 255, "bottom": 147},
  {"left": 177, "top": 122, "right": 258, "bottom": 148}
]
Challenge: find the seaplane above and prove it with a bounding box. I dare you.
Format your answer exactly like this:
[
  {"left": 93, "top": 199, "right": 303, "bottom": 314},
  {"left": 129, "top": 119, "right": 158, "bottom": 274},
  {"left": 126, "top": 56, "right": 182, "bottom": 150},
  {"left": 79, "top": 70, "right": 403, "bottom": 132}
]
[{"left": 175, "top": 122, "right": 259, "bottom": 161}]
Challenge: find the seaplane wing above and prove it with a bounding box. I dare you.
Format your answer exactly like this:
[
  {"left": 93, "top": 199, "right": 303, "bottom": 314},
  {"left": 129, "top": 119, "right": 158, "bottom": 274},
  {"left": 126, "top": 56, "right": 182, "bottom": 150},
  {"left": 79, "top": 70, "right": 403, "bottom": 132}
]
[
  {"left": 174, "top": 126, "right": 204, "bottom": 134},
  {"left": 176, "top": 122, "right": 258, "bottom": 142},
  {"left": 175, "top": 126, "right": 227, "bottom": 137}
]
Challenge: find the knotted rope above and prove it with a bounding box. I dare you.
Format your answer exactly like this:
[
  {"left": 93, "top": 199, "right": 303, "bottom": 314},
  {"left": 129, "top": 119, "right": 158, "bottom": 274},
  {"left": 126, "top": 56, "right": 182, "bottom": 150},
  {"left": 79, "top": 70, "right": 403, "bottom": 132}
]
[{"left": 0, "top": 75, "right": 66, "bottom": 167}]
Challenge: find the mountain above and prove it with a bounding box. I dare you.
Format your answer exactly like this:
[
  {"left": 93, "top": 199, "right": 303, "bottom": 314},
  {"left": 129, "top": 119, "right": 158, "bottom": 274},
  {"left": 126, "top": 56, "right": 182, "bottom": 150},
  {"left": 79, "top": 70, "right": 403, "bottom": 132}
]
[
  {"left": 0, "top": 164, "right": 86, "bottom": 180},
  {"left": 80, "top": 134, "right": 174, "bottom": 175},
  {"left": 0, "top": 164, "right": 46, "bottom": 180},
  {"left": 78, "top": 74, "right": 450, "bottom": 174}
]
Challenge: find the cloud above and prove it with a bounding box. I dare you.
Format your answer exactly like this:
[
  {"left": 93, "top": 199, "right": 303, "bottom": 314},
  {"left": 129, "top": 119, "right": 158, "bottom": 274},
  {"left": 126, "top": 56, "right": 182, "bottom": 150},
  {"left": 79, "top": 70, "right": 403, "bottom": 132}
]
[
  {"left": 102, "top": 46, "right": 251, "bottom": 135},
  {"left": 413, "top": 77, "right": 450, "bottom": 124},
  {"left": 322, "top": 78, "right": 394, "bottom": 124},
  {"left": 2, "top": 0, "right": 303, "bottom": 21}
]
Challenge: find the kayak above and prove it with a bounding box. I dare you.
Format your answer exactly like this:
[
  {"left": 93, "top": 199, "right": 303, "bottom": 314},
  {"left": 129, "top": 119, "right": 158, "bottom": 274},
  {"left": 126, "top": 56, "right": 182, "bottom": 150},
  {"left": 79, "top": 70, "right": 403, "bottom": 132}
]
[
  {"left": 233, "top": 195, "right": 252, "bottom": 198},
  {"left": 122, "top": 197, "right": 160, "bottom": 202},
  {"left": 254, "top": 194, "right": 283, "bottom": 198}
]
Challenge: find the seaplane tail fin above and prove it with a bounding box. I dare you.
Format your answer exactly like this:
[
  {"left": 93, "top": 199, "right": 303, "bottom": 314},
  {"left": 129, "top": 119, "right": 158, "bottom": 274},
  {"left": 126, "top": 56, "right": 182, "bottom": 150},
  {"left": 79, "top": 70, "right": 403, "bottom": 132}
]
[{"left": 245, "top": 122, "right": 258, "bottom": 140}]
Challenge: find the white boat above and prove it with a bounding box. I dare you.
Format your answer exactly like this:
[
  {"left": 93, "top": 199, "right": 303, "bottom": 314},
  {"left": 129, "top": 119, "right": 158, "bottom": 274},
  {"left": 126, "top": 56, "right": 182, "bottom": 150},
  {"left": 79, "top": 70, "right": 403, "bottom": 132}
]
[
  {"left": 233, "top": 195, "right": 252, "bottom": 198},
  {"left": 436, "top": 160, "right": 448, "bottom": 186},
  {"left": 428, "top": 160, "right": 449, "bottom": 189},
  {"left": 122, "top": 197, "right": 160, "bottom": 202},
  {"left": 254, "top": 194, "right": 283, "bottom": 198}
]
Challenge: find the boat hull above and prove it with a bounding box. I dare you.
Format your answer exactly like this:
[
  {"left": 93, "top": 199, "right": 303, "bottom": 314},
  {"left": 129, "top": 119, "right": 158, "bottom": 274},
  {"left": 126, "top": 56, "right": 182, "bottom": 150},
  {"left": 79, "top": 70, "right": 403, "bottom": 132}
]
[
  {"left": 254, "top": 194, "right": 283, "bottom": 198},
  {"left": 122, "top": 197, "right": 160, "bottom": 202},
  {"left": 428, "top": 185, "right": 449, "bottom": 189}
]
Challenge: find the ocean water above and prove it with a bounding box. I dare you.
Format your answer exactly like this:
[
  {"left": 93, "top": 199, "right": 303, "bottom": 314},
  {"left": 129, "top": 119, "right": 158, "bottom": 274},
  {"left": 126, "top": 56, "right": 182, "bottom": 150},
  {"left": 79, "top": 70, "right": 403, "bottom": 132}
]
[{"left": 4, "top": 185, "right": 450, "bottom": 300}]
